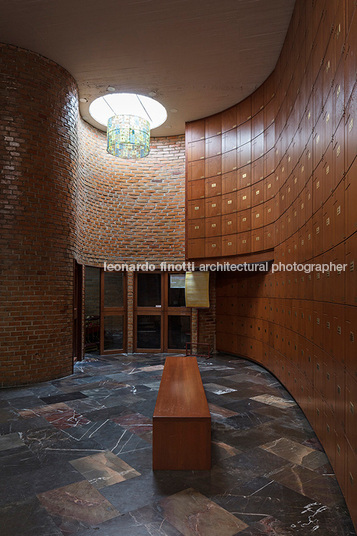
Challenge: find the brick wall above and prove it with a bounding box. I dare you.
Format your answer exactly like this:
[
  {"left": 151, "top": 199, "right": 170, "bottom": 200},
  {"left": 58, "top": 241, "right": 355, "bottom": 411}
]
[
  {"left": 0, "top": 40, "right": 190, "bottom": 382},
  {"left": 77, "top": 120, "right": 188, "bottom": 353},
  {"left": 0, "top": 44, "right": 79, "bottom": 386},
  {"left": 77, "top": 120, "right": 186, "bottom": 267}
]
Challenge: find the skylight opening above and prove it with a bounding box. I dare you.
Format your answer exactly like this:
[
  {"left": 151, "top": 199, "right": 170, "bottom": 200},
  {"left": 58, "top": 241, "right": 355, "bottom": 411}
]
[{"left": 89, "top": 93, "right": 167, "bottom": 130}]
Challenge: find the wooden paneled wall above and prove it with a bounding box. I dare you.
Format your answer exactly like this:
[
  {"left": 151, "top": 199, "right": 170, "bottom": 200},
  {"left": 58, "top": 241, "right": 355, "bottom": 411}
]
[{"left": 185, "top": 0, "right": 356, "bottom": 527}]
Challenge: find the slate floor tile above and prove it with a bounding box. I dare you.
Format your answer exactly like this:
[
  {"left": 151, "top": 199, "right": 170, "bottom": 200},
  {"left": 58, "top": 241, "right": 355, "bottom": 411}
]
[
  {"left": 37, "top": 480, "right": 119, "bottom": 533},
  {"left": 204, "top": 383, "right": 237, "bottom": 395},
  {"left": 76, "top": 503, "right": 184, "bottom": 536},
  {"left": 250, "top": 394, "right": 296, "bottom": 409},
  {"left": 100, "top": 471, "right": 187, "bottom": 514},
  {"left": 0, "top": 497, "right": 63, "bottom": 536},
  {"left": 0, "top": 406, "right": 18, "bottom": 423},
  {"left": 39, "top": 392, "right": 88, "bottom": 405},
  {"left": 260, "top": 437, "right": 328, "bottom": 470},
  {"left": 0, "top": 432, "right": 24, "bottom": 451},
  {"left": 19, "top": 403, "right": 90, "bottom": 430},
  {"left": 208, "top": 403, "right": 238, "bottom": 420},
  {"left": 0, "top": 463, "right": 84, "bottom": 507},
  {"left": 225, "top": 411, "right": 273, "bottom": 431},
  {"left": 212, "top": 440, "right": 241, "bottom": 462},
  {"left": 158, "top": 488, "right": 248, "bottom": 536},
  {"left": 111, "top": 412, "right": 153, "bottom": 442},
  {"left": 0, "top": 352, "right": 355, "bottom": 535},
  {"left": 269, "top": 464, "right": 345, "bottom": 506},
  {"left": 69, "top": 450, "right": 140, "bottom": 489}
]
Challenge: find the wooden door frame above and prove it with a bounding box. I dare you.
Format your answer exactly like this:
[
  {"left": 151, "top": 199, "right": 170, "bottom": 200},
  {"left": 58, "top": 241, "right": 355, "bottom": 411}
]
[
  {"left": 73, "top": 260, "right": 84, "bottom": 362},
  {"left": 100, "top": 270, "right": 127, "bottom": 354},
  {"left": 134, "top": 271, "right": 191, "bottom": 352}
]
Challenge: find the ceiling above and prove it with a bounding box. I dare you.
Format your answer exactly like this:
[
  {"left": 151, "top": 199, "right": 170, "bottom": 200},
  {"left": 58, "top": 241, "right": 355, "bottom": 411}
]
[{"left": 0, "top": 0, "right": 295, "bottom": 136}]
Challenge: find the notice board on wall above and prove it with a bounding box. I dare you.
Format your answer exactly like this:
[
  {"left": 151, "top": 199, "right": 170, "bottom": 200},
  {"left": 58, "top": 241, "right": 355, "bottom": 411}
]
[{"left": 185, "top": 272, "right": 210, "bottom": 308}]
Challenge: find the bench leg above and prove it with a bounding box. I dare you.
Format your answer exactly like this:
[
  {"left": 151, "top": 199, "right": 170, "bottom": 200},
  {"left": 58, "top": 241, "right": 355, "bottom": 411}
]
[{"left": 153, "top": 417, "right": 211, "bottom": 470}]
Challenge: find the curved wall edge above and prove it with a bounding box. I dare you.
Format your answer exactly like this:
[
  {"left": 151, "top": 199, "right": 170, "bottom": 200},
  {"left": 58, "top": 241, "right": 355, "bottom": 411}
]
[
  {"left": 0, "top": 43, "right": 79, "bottom": 386},
  {"left": 187, "top": 0, "right": 357, "bottom": 528}
]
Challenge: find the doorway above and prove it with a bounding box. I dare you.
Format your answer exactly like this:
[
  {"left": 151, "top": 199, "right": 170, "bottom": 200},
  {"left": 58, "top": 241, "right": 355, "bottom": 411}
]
[
  {"left": 134, "top": 272, "right": 191, "bottom": 352},
  {"left": 84, "top": 267, "right": 126, "bottom": 354},
  {"left": 73, "top": 260, "right": 83, "bottom": 361},
  {"left": 100, "top": 270, "right": 126, "bottom": 354}
]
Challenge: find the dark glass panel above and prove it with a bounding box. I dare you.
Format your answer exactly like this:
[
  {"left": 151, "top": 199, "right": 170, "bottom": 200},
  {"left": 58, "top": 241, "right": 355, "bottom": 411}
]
[
  {"left": 104, "top": 272, "right": 124, "bottom": 307},
  {"left": 168, "top": 315, "right": 191, "bottom": 349},
  {"left": 104, "top": 315, "right": 124, "bottom": 350},
  {"left": 85, "top": 267, "right": 100, "bottom": 317},
  {"left": 137, "top": 273, "right": 161, "bottom": 307},
  {"left": 168, "top": 274, "right": 186, "bottom": 307},
  {"left": 85, "top": 267, "right": 100, "bottom": 349},
  {"left": 137, "top": 315, "right": 161, "bottom": 349}
]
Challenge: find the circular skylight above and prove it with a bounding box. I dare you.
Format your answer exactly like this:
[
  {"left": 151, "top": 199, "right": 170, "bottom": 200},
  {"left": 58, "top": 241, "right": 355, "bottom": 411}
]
[{"left": 89, "top": 93, "right": 167, "bottom": 130}]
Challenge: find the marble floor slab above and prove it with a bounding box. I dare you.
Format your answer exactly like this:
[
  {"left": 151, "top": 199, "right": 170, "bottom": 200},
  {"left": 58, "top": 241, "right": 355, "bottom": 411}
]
[
  {"left": 0, "top": 352, "right": 355, "bottom": 536},
  {"left": 0, "top": 432, "right": 24, "bottom": 451},
  {"left": 204, "top": 383, "right": 237, "bottom": 395},
  {"left": 249, "top": 394, "right": 296, "bottom": 408},
  {"left": 19, "top": 403, "right": 91, "bottom": 429},
  {"left": 39, "top": 392, "right": 87, "bottom": 405},
  {"left": 63, "top": 397, "right": 106, "bottom": 415},
  {"left": 159, "top": 488, "right": 248, "bottom": 536},
  {"left": 0, "top": 461, "right": 84, "bottom": 508},
  {"left": 0, "top": 497, "right": 63, "bottom": 536},
  {"left": 225, "top": 410, "right": 273, "bottom": 431},
  {"left": 212, "top": 440, "right": 241, "bottom": 461},
  {"left": 60, "top": 379, "right": 128, "bottom": 393},
  {"left": 135, "top": 364, "right": 165, "bottom": 373},
  {"left": 75, "top": 503, "right": 182, "bottom": 536},
  {"left": 111, "top": 412, "right": 153, "bottom": 442},
  {"left": 100, "top": 469, "right": 187, "bottom": 515},
  {"left": 220, "top": 384, "right": 281, "bottom": 401},
  {"left": 6, "top": 395, "right": 44, "bottom": 411},
  {"left": 208, "top": 403, "right": 238, "bottom": 419},
  {"left": 69, "top": 450, "right": 140, "bottom": 489},
  {"left": 37, "top": 480, "right": 119, "bottom": 532},
  {"left": 79, "top": 389, "right": 145, "bottom": 408},
  {"left": 260, "top": 437, "right": 328, "bottom": 470},
  {"left": 141, "top": 381, "right": 162, "bottom": 390},
  {"left": 0, "top": 407, "right": 16, "bottom": 423},
  {"left": 269, "top": 464, "right": 344, "bottom": 506}
]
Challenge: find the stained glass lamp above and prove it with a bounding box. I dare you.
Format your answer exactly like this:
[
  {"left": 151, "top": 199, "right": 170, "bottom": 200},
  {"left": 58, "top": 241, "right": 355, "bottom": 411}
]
[
  {"left": 107, "top": 115, "right": 150, "bottom": 158},
  {"left": 89, "top": 93, "right": 167, "bottom": 160}
]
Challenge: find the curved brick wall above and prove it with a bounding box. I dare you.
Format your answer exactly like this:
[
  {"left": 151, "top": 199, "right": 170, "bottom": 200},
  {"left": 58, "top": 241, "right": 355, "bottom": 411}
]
[
  {"left": 76, "top": 122, "right": 186, "bottom": 354},
  {"left": 187, "top": 0, "right": 357, "bottom": 526},
  {"left": 0, "top": 42, "right": 186, "bottom": 383},
  {"left": 0, "top": 44, "right": 79, "bottom": 386},
  {"left": 77, "top": 120, "right": 185, "bottom": 267}
]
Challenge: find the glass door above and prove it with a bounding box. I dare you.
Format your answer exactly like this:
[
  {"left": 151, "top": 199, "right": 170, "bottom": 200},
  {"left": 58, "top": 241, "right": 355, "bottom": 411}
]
[
  {"left": 134, "top": 272, "right": 191, "bottom": 352},
  {"left": 135, "top": 273, "right": 163, "bottom": 351},
  {"left": 100, "top": 271, "right": 126, "bottom": 353},
  {"left": 73, "top": 261, "right": 83, "bottom": 361},
  {"left": 167, "top": 273, "right": 191, "bottom": 351},
  {"left": 84, "top": 266, "right": 100, "bottom": 353}
]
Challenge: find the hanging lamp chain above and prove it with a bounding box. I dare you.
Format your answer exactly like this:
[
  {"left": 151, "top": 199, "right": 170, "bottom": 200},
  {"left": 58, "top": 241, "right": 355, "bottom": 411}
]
[
  {"left": 103, "top": 96, "right": 116, "bottom": 116},
  {"left": 103, "top": 94, "right": 152, "bottom": 124},
  {"left": 136, "top": 95, "right": 152, "bottom": 124}
]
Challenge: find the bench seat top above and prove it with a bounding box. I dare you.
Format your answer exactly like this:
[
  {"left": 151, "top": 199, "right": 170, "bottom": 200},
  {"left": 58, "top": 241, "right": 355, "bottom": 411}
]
[{"left": 153, "top": 355, "right": 210, "bottom": 419}]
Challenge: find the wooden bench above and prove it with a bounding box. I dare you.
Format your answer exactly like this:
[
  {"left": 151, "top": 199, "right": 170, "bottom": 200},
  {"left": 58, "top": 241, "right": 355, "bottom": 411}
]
[{"left": 153, "top": 355, "right": 211, "bottom": 470}]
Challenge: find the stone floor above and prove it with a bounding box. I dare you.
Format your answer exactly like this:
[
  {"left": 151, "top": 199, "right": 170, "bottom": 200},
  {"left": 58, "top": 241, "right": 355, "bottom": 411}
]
[{"left": 0, "top": 353, "right": 355, "bottom": 536}]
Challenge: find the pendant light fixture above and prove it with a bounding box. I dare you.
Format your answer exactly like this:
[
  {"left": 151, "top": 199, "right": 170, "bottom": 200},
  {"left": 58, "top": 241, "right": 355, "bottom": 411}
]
[{"left": 89, "top": 93, "right": 167, "bottom": 159}]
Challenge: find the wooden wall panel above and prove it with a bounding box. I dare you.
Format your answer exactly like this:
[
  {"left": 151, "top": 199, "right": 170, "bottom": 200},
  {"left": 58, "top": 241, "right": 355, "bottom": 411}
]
[{"left": 186, "top": 0, "right": 357, "bottom": 527}]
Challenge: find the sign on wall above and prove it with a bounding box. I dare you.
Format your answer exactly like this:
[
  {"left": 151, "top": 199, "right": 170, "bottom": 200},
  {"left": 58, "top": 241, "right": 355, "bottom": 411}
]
[{"left": 185, "top": 272, "right": 210, "bottom": 308}]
